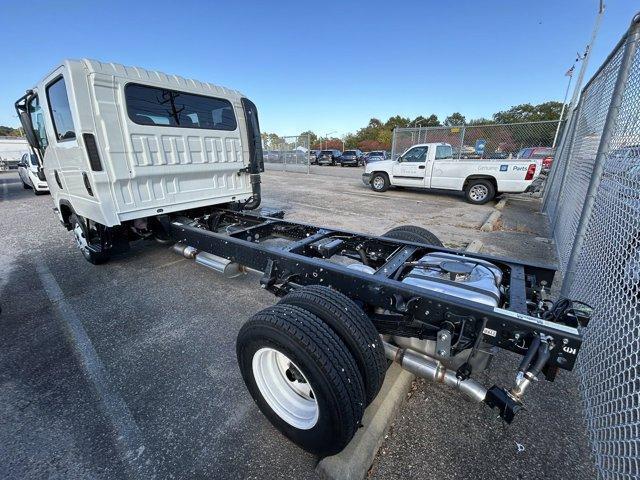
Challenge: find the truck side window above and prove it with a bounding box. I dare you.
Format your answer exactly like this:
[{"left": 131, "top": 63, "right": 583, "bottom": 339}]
[
  {"left": 27, "top": 95, "right": 49, "bottom": 150},
  {"left": 46, "top": 77, "right": 76, "bottom": 142},
  {"left": 403, "top": 146, "right": 428, "bottom": 162},
  {"left": 435, "top": 145, "right": 453, "bottom": 160}
]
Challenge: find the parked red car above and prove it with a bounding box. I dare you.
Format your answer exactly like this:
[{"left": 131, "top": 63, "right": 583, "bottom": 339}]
[{"left": 517, "top": 147, "right": 555, "bottom": 171}]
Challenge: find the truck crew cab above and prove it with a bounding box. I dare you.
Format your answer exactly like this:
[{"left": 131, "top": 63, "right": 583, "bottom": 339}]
[
  {"left": 15, "top": 59, "right": 264, "bottom": 263},
  {"left": 363, "top": 143, "right": 541, "bottom": 204}
]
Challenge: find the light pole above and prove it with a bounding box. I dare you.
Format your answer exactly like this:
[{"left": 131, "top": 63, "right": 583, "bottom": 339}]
[
  {"left": 324, "top": 130, "right": 336, "bottom": 150},
  {"left": 552, "top": 73, "right": 573, "bottom": 148}
]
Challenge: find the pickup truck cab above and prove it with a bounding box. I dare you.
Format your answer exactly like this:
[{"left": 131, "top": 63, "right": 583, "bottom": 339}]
[{"left": 362, "top": 143, "right": 540, "bottom": 204}]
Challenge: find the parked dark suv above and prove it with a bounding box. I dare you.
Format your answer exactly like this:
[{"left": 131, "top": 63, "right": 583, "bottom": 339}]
[
  {"left": 317, "top": 149, "right": 342, "bottom": 166},
  {"left": 309, "top": 150, "right": 320, "bottom": 165},
  {"left": 339, "top": 149, "right": 363, "bottom": 167}
]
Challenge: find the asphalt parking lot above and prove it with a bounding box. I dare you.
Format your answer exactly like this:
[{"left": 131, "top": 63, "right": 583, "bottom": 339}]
[{"left": 0, "top": 170, "right": 594, "bottom": 479}]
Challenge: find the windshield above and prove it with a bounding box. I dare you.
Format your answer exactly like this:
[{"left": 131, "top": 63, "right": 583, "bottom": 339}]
[
  {"left": 320, "top": 150, "right": 333, "bottom": 155},
  {"left": 369, "top": 151, "right": 383, "bottom": 157},
  {"left": 343, "top": 151, "right": 357, "bottom": 156}
]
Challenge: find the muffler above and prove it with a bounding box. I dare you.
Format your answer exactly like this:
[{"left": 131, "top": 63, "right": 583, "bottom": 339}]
[
  {"left": 171, "top": 243, "right": 245, "bottom": 277},
  {"left": 383, "top": 341, "right": 487, "bottom": 402},
  {"left": 195, "top": 252, "right": 245, "bottom": 277}
]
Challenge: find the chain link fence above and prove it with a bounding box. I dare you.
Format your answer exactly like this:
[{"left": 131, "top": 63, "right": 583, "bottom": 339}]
[
  {"left": 262, "top": 135, "right": 310, "bottom": 173},
  {"left": 392, "top": 121, "right": 562, "bottom": 163},
  {"left": 542, "top": 13, "right": 640, "bottom": 480}
]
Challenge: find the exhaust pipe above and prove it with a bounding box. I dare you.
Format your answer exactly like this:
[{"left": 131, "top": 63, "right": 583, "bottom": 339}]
[
  {"left": 243, "top": 173, "right": 261, "bottom": 210},
  {"left": 383, "top": 341, "right": 487, "bottom": 402},
  {"left": 171, "top": 243, "right": 198, "bottom": 259}
]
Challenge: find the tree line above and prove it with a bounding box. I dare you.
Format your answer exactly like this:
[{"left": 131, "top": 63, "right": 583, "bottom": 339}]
[
  {"left": 262, "top": 101, "right": 564, "bottom": 151},
  {"left": 0, "top": 126, "right": 23, "bottom": 137}
]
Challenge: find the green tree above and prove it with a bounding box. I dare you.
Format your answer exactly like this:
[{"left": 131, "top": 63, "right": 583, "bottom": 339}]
[
  {"left": 467, "top": 117, "right": 495, "bottom": 126},
  {"left": 493, "top": 101, "right": 564, "bottom": 124},
  {"left": 384, "top": 115, "right": 411, "bottom": 130},
  {"left": 444, "top": 112, "right": 466, "bottom": 126},
  {"left": 411, "top": 114, "right": 440, "bottom": 127},
  {"left": 0, "top": 125, "right": 22, "bottom": 136},
  {"left": 299, "top": 130, "right": 317, "bottom": 146}
]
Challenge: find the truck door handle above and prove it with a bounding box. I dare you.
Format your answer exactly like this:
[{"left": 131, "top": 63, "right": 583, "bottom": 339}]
[{"left": 418, "top": 165, "right": 425, "bottom": 169}]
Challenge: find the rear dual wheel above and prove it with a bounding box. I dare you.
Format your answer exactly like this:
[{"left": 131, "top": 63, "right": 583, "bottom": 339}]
[
  {"left": 236, "top": 287, "right": 385, "bottom": 455},
  {"left": 382, "top": 225, "right": 443, "bottom": 247}
]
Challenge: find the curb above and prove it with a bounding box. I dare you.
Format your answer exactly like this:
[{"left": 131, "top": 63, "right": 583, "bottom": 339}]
[
  {"left": 495, "top": 197, "right": 508, "bottom": 211},
  {"left": 316, "top": 363, "right": 415, "bottom": 480},
  {"left": 480, "top": 210, "right": 502, "bottom": 232},
  {"left": 465, "top": 239, "right": 484, "bottom": 253}
]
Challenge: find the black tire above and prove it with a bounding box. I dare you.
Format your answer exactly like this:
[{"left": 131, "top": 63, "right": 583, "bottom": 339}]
[
  {"left": 236, "top": 304, "right": 365, "bottom": 456},
  {"left": 22, "top": 181, "right": 30, "bottom": 190},
  {"left": 279, "top": 286, "right": 386, "bottom": 405},
  {"left": 34, "top": 189, "right": 46, "bottom": 196},
  {"left": 70, "top": 213, "right": 110, "bottom": 265},
  {"left": 383, "top": 225, "right": 443, "bottom": 247},
  {"left": 370, "top": 172, "right": 390, "bottom": 192},
  {"left": 464, "top": 179, "right": 495, "bottom": 204}
]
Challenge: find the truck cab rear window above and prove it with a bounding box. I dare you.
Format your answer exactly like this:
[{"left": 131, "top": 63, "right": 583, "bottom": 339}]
[{"left": 125, "top": 83, "right": 237, "bottom": 131}]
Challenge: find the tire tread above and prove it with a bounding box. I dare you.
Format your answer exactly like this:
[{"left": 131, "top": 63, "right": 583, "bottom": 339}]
[{"left": 279, "top": 286, "right": 386, "bottom": 405}]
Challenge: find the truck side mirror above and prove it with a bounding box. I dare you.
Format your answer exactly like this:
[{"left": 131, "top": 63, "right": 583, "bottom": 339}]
[{"left": 19, "top": 111, "right": 40, "bottom": 150}]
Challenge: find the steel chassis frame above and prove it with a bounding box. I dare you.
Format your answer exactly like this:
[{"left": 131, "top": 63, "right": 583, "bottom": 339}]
[{"left": 161, "top": 208, "right": 582, "bottom": 374}]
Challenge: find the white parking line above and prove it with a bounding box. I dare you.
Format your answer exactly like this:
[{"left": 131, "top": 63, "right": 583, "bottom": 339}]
[{"left": 35, "top": 262, "right": 153, "bottom": 478}]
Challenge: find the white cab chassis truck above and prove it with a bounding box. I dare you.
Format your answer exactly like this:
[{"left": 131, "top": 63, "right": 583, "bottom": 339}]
[
  {"left": 362, "top": 143, "right": 542, "bottom": 204},
  {"left": 17, "top": 63, "right": 587, "bottom": 457},
  {"left": 16, "top": 59, "right": 263, "bottom": 263}
]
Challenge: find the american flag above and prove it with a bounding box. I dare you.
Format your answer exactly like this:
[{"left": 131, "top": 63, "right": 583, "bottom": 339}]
[{"left": 565, "top": 65, "right": 575, "bottom": 77}]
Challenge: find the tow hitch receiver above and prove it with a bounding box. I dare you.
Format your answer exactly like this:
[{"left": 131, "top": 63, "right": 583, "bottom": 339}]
[{"left": 484, "top": 387, "right": 523, "bottom": 423}]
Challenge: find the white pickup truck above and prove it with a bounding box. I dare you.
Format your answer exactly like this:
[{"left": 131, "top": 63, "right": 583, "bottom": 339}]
[{"left": 362, "top": 143, "right": 541, "bottom": 204}]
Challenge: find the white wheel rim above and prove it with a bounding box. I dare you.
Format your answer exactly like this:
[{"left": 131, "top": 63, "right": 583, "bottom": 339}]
[
  {"left": 469, "top": 184, "right": 488, "bottom": 201},
  {"left": 373, "top": 176, "right": 384, "bottom": 189},
  {"left": 252, "top": 348, "right": 319, "bottom": 430},
  {"left": 73, "top": 221, "right": 90, "bottom": 254}
]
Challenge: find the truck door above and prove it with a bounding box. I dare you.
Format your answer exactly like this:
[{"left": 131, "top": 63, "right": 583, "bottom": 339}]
[
  {"left": 428, "top": 144, "right": 460, "bottom": 189},
  {"left": 42, "top": 69, "right": 92, "bottom": 202},
  {"left": 391, "top": 146, "right": 428, "bottom": 186}
]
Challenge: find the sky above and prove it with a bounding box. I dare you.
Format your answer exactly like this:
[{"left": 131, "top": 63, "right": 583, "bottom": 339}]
[{"left": 0, "top": 0, "right": 637, "bottom": 137}]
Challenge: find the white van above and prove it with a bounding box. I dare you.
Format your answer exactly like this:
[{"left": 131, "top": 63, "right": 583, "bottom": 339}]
[{"left": 16, "top": 59, "right": 264, "bottom": 263}]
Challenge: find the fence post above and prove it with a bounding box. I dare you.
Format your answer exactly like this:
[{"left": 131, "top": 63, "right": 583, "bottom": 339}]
[
  {"left": 391, "top": 129, "right": 397, "bottom": 160},
  {"left": 561, "top": 13, "right": 640, "bottom": 296},
  {"left": 306, "top": 134, "right": 310, "bottom": 174},
  {"left": 546, "top": 102, "right": 584, "bottom": 232},
  {"left": 542, "top": 115, "right": 572, "bottom": 209},
  {"left": 458, "top": 126, "right": 466, "bottom": 160}
]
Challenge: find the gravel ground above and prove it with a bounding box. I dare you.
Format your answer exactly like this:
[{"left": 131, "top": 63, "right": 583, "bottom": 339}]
[{"left": 0, "top": 170, "right": 594, "bottom": 479}]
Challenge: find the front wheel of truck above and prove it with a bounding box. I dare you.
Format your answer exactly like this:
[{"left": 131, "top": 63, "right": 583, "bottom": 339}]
[
  {"left": 370, "top": 172, "right": 390, "bottom": 192},
  {"left": 464, "top": 179, "right": 495, "bottom": 204},
  {"left": 70, "top": 214, "right": 111, "bottom": 265}
]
